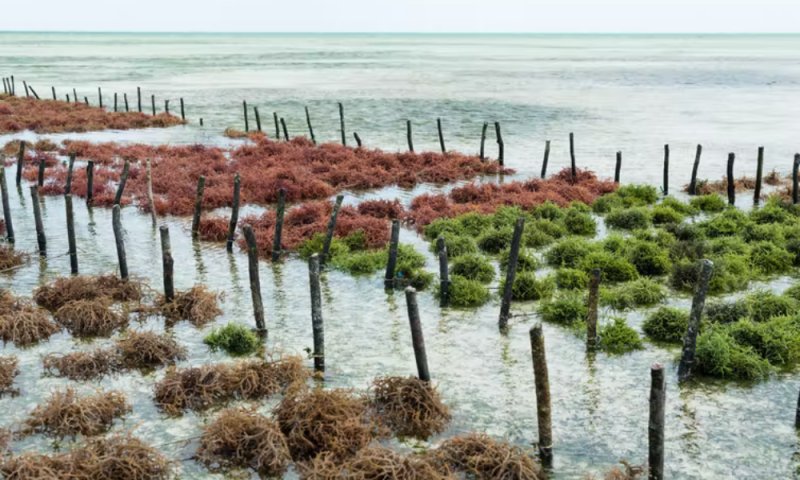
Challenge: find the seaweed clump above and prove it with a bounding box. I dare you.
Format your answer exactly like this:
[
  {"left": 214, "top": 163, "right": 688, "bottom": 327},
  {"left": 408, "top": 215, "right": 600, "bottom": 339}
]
[
  {"left": 0, "top": 356, "right": 19, "bottom": 396},
  {"left": 22, "top": 388, "right": 130, "bottom": 438},
  {"left": 0, "top": 300, "right": 60, "bottom": 347},
  {"left": 443, "top": 275, "right": 491, "bottom": 308},
  {"left": 0, "top": 245, "right": 27, "bottom": 270},
  {"left": 115, "top": 330, "right": 187, "bottom": 368},
  {"left": 299, "top": 446, "right": 450, "bottom": 480},
  {"left": 431, "top": 433, "right": 543, "bottom": 480},
  {"left": 43, "top": 349, "right": 118, "bottom": 381},
  {"left": 204, "top": 323, "right": 261, "bottom": 357},
  {"left": 643, "top": 307, "right": 688, "bottom": 343},
  {"left": 54, "top": 299, "right": 126, "bottom": 337},
  {"left": 196, "top": 408, "right": 291, "bottom": 478},
  {"left": 370, "top": 376, "right": 451, "bottom": 439},
  {"left": 34, "top": 275, "right": 143, "bottom": 311},
  {"left": 598, "top": 318, "right": 644, "bottom": 354},
  {"left": 156, "top": 285, "right": 223, "bottom": 326}
]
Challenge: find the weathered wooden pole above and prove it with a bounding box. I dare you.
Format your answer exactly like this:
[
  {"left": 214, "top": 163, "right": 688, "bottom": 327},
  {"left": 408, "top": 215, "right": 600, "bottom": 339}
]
[
  {"left": 662, "top": 144, "right": 670, "bottom": 195},
  {"left": 541, "top": 140, "right": 550, "bottom": 179},
  {"left": 145, "top": 159, "right": 156, "bottom": 226},
  {"left": 28, "top": 85, "right": 40, "bottom": 100},
  {"left": 97, "top": 87, "right": 103, "bottom": 108},
  {"left": 280, "top": 117, "right": 289, "bottom": 141},
  {"left": 15, "top": 140, "right": 25, "bottom": 186},
  {"left": 72, "top": 88, "right": 78, "bottom": 103},
  {"left": 243, "top": 100, "right": 249, "bottom": 132},
  {"left": 114, "top": 160, "right": 130, "bottom": 205},
  {"left": 754, "top": 146, "right": 764, "bottom": 205},
  {"left": 151, "top": 94, "right": 155, "bottom": 115},
  {"left": 649, "top": 363, "right": 666, "bottom": 480},
  {"left": 385, "top": 219, "right": 401, "bottom": 288},
  {"left": 84, "top": 96, "right": 89, "bottom": 106},
  {"left": 406, "top": 120, "right": 414, "bottom": 153},
  {"left": 124, "top": 93, "right": 129, "bottom": 112},
  {"left": 112, "top": 204, "right": 128, "bottom": 280},
  {"left": 200, "top": 118, "right": 204, "bottom": 126},
  {"left": 65, "top": 153, "right": 75, "bottom": 194},
  {"left": 586, "top": 268, "right": 601, "bottom": 349},
  {"left": 569, "top": 132, "right": 577, "bottom": 181},
  {"left": 271, "top": 188, "right": 286, "bottom": 261},
  {"left": 678, "top": 259, "right": 714, "bottom": 382},
  {"left": 437, "top": 236, "right": 449, "bottom": 307},
  {"left": 180, "top": 98, "right": 185, "bottom": 121},
  {"left": 308, "top": 253, "right": 325, "bottom": 373},
  {"left": 405, "top": 287, "right": 431, "bottom": 382},
  {"left": 113, "top": 92, "right": 118, "bottom": 112},
  {"left": 305, "top": 106, "right": 316, "bottom": 145},
  {"left": 0, "top": 168, "right": 13, "bottom": 243},
  {"left": 437, "top": 118, "right": 446, "bottom": 153},
  {"left": 30, "top": 186, "right": 46, "bottom": 256},
  {"left": 242, "top": 225, "right": 267, "bottom": 334},
  {"left": 86, "top": 161, "right": 94, "bottom": 204},
  {"left": 529, "top": 323, "right": 553, "bottom": 467},
  {"left": 191, "top": 176, "right": 205, "bottom": 239},
  {"left": 320, "top": 195, "right": 344, "bottom": 267},
  {"left": 495, "top": 122, "right": 504, "bottom": 166},
  {"left": 353, "top": 132, "right": 362, "bottom": 147},
  {"left": 10, "top": 76, "right": 15, "bottom": 95},
  {"left": 37, "top": 156, "right": 46, "bottom": 187},
  {"left": 51, "top": 86, "right": 56, "bottom": 100},
  {"left": 23, "top": 81, "right": 29, "bottom": 97},
  {"left": 479, "top": 122, "right": 488, "bottom": 161},
  {"left": 338, "top": 102, "right": 346, "bottom": 146},
  {"left": 159, "top": 226, "right": 174, "bottom": 302},
  {"left": 499, "top": 217, "right": 525, "bottom": 331},
  {"left": 793, "top": 154, "right": 800, "bottom": 205},
  {"left": 726, "top": 152, "right": 735, "bottom": 205},
  {"left": 65, "top": 194, "right": 78, "bottom": 274},
  {"left": 254, "top": 106, "right": 262, "bottom": 132},
  {"left": 226, "top": 173, "right": 241, "bottom": 252},
  {"left": 688, "top": 144, "right": 702, "bottom": 195},
  {"left": 614, "top": 151, "right": 622, "bottom": 183},
  {"left": 164, "top": 100, "right": 169, "bottom": 114},
  {"left": 273, "top": 112, "right": 280, "bottom": 139}
]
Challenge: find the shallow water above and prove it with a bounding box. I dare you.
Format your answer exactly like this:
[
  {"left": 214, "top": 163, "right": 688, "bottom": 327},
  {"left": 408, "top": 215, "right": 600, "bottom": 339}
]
[{"left": 1, "top": 33, "right": 800, "bottom": 479}]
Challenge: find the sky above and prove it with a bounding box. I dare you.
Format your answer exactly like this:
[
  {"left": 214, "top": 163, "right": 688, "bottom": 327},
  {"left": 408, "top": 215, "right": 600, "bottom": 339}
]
[{"left": 2, "top": 0, "right": 798, "bottom": 33}]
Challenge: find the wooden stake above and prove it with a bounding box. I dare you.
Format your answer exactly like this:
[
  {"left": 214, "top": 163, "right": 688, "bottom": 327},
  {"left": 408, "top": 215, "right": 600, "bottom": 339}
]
[
  {"left": 663, "top": 144, "right": 670, "bottom": 195},
  {"left": 480, "top": 122, "right": 488, "bottom": 161},
  {"left": 200, "top": 118, "right": 204, "bottom": 126},
  {"left": 145, "top": 159, "right": 156, "bottom": 226},
  {"left": 385, "top": 219, "right": 401, "bottom": 288},
  {"left": 273, "top": 112, "right": 280, "bottom": 140},
  {"left": 243, "top": 100, "right": 249, "bottom": 132},
  {"left": 569, "top": 132, "right": 576, "bottom": 180},
  {"left": 338, "top": 102, "right": 346, "bottom": 146},
  {"left": 309, "top": 253, "right": 325, "bottom": 372},
  {"left": 180, "top": 98, "right": 185, "bottom": 121},
  {"left": 164, "top": 99, "right": 169, "bottom": 114},
  {"left": 529, "top": 323, "right": 553, "bottom": 467},
  {"left": 73, "top": 88, "right": 78, "bottom": 103},
  {"left": 793, "top": 154, "right": 799, "bottom": 205},
  {"left": 37, "top": 156, "right": 46, "bottom": 187},
  {"left": 586, "top": 268, "right": 601, "bottom": 349},
  {"left": 795, "top": 387, "right": 800, "bottom": 429},
  {"left": 113, "top": 92, "right": 118, "bottom": 112},
  {"left": 124, "top": 93, "right": 129, "bottom": 112},
  {"left": 320, "top": 195, "right": 344, "bottom": 267},
  {"left": 97, "top": 87, "right": 103, "bottom": 108},
  {"left": 0, "top": 168, "right": 13, "bottom": 243},
  {"left": 23, "top": 81, "right": 29, "bottom": 97},
  {"left": 353, "top": 132, "right": 362, "bottom": 147},
  {"left": 84, "top": 96, "right": 89, "bottom": 106},
  {"left": 86, "top": 161, "right": 95, "bottom": 204},
  {"left": 406, "top": 120, "right": 414, "bottom": 153},
  {"left": 65, "top": 154, "right": 75, "bottom": 194},
  {"left": 437, "top": 118, "right": 446, "bottom": 153},
  {"left": 242, "top": 225, "right": 266, "bottom": 334},
  {"left": 271, "top": 188, "right": 286, "bottom": 261},
  {"left": 30, "top": 186, "right": 46, "bottom": 256},
  {"left": 51, "top": 86, "right": 56, "bottom": 100},
  {"left": 226, "top": 174, "right": 241, "bottom": 252},
  {"left": 114, "top": 160, "right": 130, "bottom": 205},
  {"left": 541, "top": 140, "right": 550, "bottom": 179},
  {"left": 15, "top": 140, "right": 25, "bottom": 186},
  {"left": 65, "top": 194, "right": 78, "bottom": 274},
  {"left": 405, "top": 287, "right": 430, "bottom": 382},
  {"left": 499, "top": 217, "right": 525, "bottom": 331},
  {"left": 754, "top": 146, "right": 764, "bottom": 205},
  {"left": 649, "top": 363, "right": 666, "bottom": 480},
  {"left": 305, "top": 106, "right": 316, "bottom": 145},
  {"left": 688, "top": 144, "right": 702, "bottom": 195},
  {"left": 678, "top": 259, "right": 714, "bottom": 382},
  {"left": 280, "top": 117, "right": 289, "bottom": 141},
  {"left": 28, "top": 85, "right": 40, "bottom": 100},
  {"left": 494, "top": 122, "right": 504, "bottom": 166},
  {"left": 191, "top": 176, "right": 205, "bottom": 239},
  {"left": 254, "top": 106, "right": 262, "bottom": 132},
  {"left": 112, "top": 204, "right": 127, "bottom": 280},
  {"left": 614, "top": 151, "right": 622, "bottom": 183},
  {"left": 437, "top": 236, "right": 449, "bottom": 307},
  {"left": 726, "top": 152, "right": 735, "bottom": 205},
  {"left": 151, "top": 94, "right": 155, "bottom": 115},
  {"left": 159, "top": 226, "right": 174, "bottom": 302}
]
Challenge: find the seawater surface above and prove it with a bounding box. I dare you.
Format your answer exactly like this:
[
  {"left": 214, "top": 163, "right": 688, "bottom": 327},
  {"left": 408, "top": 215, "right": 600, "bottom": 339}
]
[{"left": 0, "top": 33, "right": 799, "bottom": 479}]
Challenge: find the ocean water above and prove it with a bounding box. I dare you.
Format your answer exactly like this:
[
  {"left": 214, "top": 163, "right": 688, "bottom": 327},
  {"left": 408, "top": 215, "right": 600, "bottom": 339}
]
[{"left": 1, "top": 33, "right": 800, "bottom": 479}]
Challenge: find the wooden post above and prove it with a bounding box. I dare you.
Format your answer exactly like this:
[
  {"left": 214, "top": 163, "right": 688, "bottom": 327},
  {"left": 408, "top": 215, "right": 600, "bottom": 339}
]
[
  {"left": 84, "top": 96, "right": 89, "bottom": 106},
  {"left": 280, "top": 117, "right": 289, "bottom": 141},
  {"left": 23, "top": 81, "right": 29, "bottom": 97},
  {"left": 30, "top": 186, "right": 46, "bottom": 256},
  {"left": 385, "top": 219, "right": 401, "bottom": 288},
  {"left": 663, "top": 144, "right": 670, "bottom": 195},
  {"left": 726, "top": 152, "right": 735, "bottom": 205},
  {"left": 243, "top": 100, "right": 249, "bottom": 132},
  {"left": 113, "top": 92, "right": 118, "bottom": 112},
  {"left": 569, "top": 132, "right": 576, "bottom": 181},
  {"left": 273, "top": 112, "right": 280, "bottom": 140},
  {"left": 649, "top": 363, "right": 666, "bottom": 480},
  {"left": 0, "top": 168, "right": 13, "bottom": 243},
  {"left": 180, "top": 98, "right": 185, "bottom": 121},
  {"left": 793, "top": 154, "right": 799, "bottom": 205},
  {"left": 541, "top": 140, "right": 550, "bottom": 179},
  {"left": 226, "top": 173, "right": 241, "bottom": 252},
  {"left": 678, "top": 259, "right": 714, "bottom": 382},
  {"left": 309, "top": 253, "right": 324, "bottom": 373},
  {"left": 529, "top": 323, "right": 553, "bottom": 467},
  {"left": 406, "top": 120, "right": 414, "bottom": 152},
  {"left": 320, "top": 195, "right": 344, "bottom": 267},
  {"left": 494, "top": 122, "right": 504, "bottom": 166},
  {"left": 437, "top": 117, "right": 446, "bottom": 153},
  {"left": 112, "top": 204, "right": 127, "bottom": 280},
  {"left": 73, "top": 88, "right": 78, "bottom": 103},
  {"left": 159, "top": 226, "right": 174, "bottom": 302},
  {"left": 124, "top": 93, "right": 129, "bottom": 112},
  {"left": 254, "top": 106, "right": 262, "bottom": 132},
  {"left": 65, "top": 154, "right": 75, "bottom": 194},
  {"left": 688, "top": 144, "right": 702, "bottom": 195},
  {"left": 37, "top": 156, "right": 46, "bottom": 187},
  {"left": 305, "top": 106, "right": 316, "bottom": 145},
  {"left": 200, "top": 118, "right": 204, "bottom": 126},
  {"left": 754, "top": 146, "right": 764, "bottom": 205},
  {"left": 151, "top": 94, "right": 155, "bottom": 115},
  {"left": 145, "top": 159, "right": 156, "bottom": 226},
  {"left": 242, "top": 225, "right": 267, "bottom": 334},
  {"left": 796, "top": 387, "right": 800, "bottom": 429},
  {"left": 97, "top": 87, "right": 103, "bottom": 108},
  {"left": 15, "top": 140, "right": 25, "bottom": 186},
  {"left": 51, "top": 86, "right": 56, "bottom": 100},
  {"left": 353, "top": 132, "right": 362, "bottom": 147},
  {"left": 480, "top": 122, "right": 488, "bottom": 161},
  {"left": 338, "top": 102, "right": 346, "bottom": 146},
  {"left": 499, "top": 217, "right": 525, "bottom": 331},
  {"left": 10, "top": 76, "right": 14, "bottom": 95},
  {"left": 164, "top": 100, "right": 169, "bottom": 114},
  {"left": 586, "top": 268, "right": 601, "bottom": 349},
  {"left": 28, "top": 85, "right": 40, "bottom": 100},
  {"left": 65, "top": 194, "right": 78, "bottom": 274},
  {"left": 66, "top": 94, "right": 70, "bottom": 102},
  {"left": 437, "top": 236, "right": 449, "bottom": 307},
  {"left": 86, "top": 161, "right": 95, "bottom": 204},
  {"left": 191, "top": 176, "right": 205, "bottom": 239},
  {"left": 614, "top": 151, "right": 622, "bottom": 183},
  {"left": 114, "top": 160, "right": 130, "bottom": 205},
  {"left": 405, "top": 287, "right": 431, "bottom": 382},
  {"left": 271, "top": 188, "right": 286, "bottom": 261}
]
